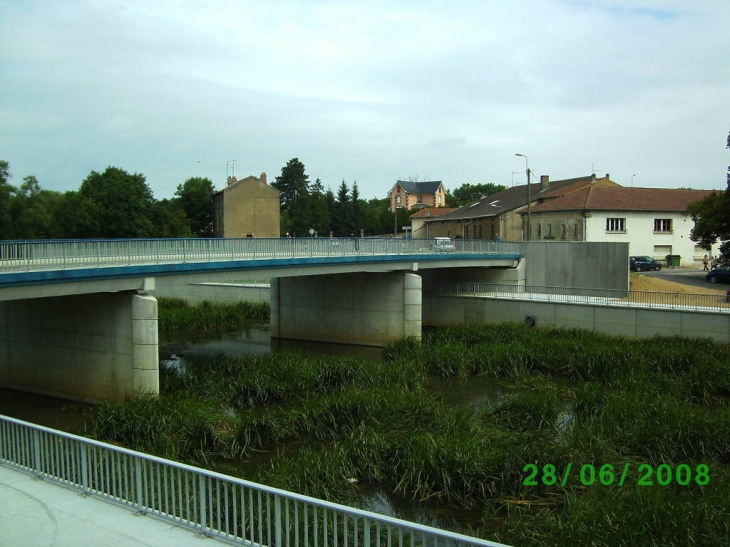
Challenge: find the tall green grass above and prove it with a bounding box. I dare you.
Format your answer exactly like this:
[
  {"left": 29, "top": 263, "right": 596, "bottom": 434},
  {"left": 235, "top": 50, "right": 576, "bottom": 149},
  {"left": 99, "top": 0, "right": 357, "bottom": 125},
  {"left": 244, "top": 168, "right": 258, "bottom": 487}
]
[
  {"left": 158, "top": 297, "right": 269, "bottom": 331},
  {"left": 93, "top": 321, "right": 730, "bottom": 547}
]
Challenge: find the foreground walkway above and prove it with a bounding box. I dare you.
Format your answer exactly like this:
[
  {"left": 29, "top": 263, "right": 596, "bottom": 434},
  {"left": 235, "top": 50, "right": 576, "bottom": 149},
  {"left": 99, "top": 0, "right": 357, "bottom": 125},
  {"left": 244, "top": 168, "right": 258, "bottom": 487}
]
[{"left": 0, "top": 464, "right": 209, "bottom": 547}]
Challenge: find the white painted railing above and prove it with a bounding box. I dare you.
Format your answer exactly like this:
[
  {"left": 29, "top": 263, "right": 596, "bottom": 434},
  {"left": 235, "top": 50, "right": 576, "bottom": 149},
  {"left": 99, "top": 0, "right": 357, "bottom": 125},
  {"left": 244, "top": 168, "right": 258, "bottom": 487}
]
[
  {"left": 433, "top": 282, "right": 730, "bottom": 312},
  {"left": 0, "top": 415, "right": 510, "bottom": 547},
  {"left": 0, "top": 238, "right": 521, "bottom": 273}
]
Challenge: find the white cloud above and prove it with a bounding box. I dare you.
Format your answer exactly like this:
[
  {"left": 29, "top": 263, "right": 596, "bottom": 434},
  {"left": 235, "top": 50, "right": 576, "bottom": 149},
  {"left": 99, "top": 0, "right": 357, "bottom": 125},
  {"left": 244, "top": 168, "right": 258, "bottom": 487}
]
[{"left": 0, "top": 0, "right": 727, "bottom": 199}]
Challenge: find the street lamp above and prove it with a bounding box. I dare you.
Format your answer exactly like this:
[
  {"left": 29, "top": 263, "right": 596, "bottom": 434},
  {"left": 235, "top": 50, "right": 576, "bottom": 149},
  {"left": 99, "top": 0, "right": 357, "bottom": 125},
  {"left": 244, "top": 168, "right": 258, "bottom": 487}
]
[
  {"left": 515, "top": 154, "right": 531, "bottom": 241},
  {"left": 394, "top": 206, "right": 402, "bottom": 237}
]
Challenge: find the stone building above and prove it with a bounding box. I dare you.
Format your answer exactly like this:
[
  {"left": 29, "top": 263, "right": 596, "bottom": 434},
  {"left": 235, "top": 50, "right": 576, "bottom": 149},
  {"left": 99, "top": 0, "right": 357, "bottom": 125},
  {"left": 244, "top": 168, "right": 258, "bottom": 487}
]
[
  {"left": 213, "top": 173, "right": 280, "bottom": 238},
  {"left": 389, "top": 180, "right": 447, "bottom": 212}
]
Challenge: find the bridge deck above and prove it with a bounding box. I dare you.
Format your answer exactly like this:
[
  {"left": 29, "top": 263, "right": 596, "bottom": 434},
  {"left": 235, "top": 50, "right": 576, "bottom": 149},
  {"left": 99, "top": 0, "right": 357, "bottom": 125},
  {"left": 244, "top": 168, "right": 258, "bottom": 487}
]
[{"left": 0, "top": 463, "right": 211, "bottom": 547}]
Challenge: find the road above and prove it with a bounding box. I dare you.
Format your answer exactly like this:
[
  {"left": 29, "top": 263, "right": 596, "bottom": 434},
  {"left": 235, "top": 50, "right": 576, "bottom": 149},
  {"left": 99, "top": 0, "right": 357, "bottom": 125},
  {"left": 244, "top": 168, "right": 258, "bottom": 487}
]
[{"left": 640, "top": 267, "right": 724, "bottom": 291}]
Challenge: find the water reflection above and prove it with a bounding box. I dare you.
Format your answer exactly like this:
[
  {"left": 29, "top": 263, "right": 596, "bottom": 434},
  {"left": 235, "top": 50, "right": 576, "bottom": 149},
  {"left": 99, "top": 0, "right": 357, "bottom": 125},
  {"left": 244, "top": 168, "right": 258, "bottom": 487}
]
[
  {"left": 160, "top": 324, "right": 383, "bottom": 362},
  {"left": 0, "top": 388, "right": 92, "bottom": 434}
]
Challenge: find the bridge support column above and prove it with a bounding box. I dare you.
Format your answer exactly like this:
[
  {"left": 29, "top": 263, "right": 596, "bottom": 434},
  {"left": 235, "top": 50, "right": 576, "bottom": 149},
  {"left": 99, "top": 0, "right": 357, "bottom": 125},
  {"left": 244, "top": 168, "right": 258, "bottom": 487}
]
[
  {"left": 0, "top": 292, "right": 158, "bottom": 403},
  {"left": 271, "top": 271, "right": 421, "bottom": 346}
]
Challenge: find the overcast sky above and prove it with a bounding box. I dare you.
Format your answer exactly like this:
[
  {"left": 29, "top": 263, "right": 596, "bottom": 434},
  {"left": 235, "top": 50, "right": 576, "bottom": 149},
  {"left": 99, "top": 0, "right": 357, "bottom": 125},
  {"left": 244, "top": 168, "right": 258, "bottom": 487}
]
[{"left": 1, "top": 0, "right": 728, "bottom": 201}]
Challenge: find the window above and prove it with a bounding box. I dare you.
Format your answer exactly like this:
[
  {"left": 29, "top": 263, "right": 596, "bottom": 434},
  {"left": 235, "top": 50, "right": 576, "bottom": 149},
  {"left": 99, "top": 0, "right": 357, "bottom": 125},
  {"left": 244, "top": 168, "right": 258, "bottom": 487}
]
[
  {"left": 417, "top": 196, "right": 423, "bottom": 203},
  {"left": 654, "top": 219, "right": 672, "bottom": 233},
  {"left": 396, "top": 195, "right": 401, "bottom": 204},
  {"left": 606, "top": 218, "right": 626, "bottom": 233}
]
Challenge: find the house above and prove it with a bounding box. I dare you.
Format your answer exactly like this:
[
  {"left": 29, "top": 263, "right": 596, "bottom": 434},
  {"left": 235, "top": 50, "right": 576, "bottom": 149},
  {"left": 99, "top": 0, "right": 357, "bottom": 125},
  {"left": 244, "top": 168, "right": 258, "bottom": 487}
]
[
  {"left": 389, "top": 180, "right": 447, "bottom": 212},
  {"left": 524, "top": 186, "right": 720, "bottom": 267},
  {"left": 421, "top": 174, "right": 618, "bottom": 241},
  {"left": 409, "top": 207, "right": 457, "bottom": 238},
  {"left": 213, "top": 173, "right": 280, "bottom": 238}
]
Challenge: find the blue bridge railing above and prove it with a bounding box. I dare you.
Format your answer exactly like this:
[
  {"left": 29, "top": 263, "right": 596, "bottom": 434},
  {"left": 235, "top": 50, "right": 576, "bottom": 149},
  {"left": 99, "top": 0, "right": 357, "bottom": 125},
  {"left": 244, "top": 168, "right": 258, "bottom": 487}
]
[{"left": 0, "top": 238, "right": 521, "bottom": 273}]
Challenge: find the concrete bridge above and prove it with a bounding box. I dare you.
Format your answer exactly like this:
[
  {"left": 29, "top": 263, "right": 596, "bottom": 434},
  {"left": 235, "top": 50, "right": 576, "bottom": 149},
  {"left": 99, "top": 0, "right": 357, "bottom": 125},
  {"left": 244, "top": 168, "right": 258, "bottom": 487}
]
[{"left": 0, "top": 237, "right": 535, "bottom": 403}]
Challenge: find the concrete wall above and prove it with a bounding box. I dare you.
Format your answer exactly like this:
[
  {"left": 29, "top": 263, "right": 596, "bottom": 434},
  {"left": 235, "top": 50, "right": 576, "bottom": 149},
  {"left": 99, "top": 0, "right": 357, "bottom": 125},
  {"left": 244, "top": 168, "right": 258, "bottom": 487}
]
[
  {"left": 271, "top": 272, "right": 421, "bottom": 346},
  {"left": 150, "top": 282, "right": 270, "bottom": 304},
  {"left": 424, "top": 295, "right": 730, "bottom": 343},
  {"left": 519, "top": 241, "right": 628, "bottom": 291},
  {"left": 0, "top": 292, "right": 158, "bottom": 402}
]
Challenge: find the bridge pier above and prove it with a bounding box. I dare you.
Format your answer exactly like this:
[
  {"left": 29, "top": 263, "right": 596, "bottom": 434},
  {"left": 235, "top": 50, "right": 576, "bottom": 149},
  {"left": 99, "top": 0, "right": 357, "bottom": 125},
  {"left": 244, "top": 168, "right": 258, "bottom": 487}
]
[
  {"left": 271, "top": 272, "right": 422, "bottom": 346},
  {"left": 0, "top": 292, "right": 158, "bottom": 403}
]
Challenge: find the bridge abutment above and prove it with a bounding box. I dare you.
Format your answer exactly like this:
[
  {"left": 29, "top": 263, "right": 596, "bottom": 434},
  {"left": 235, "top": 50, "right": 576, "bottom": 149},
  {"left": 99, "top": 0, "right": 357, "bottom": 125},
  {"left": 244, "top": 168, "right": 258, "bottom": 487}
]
[
  {"left": 271, "top": 271, "right": 422, "bottom": 346},
  {"left": 0, "top": 292, "right": 158, "bottom": 402}
]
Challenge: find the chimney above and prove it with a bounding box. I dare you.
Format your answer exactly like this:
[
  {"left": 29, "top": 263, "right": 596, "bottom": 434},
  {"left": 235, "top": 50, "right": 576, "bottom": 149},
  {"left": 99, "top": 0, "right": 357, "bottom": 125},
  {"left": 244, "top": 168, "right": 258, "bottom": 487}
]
[
  {"left": 260, "top": 172, "right": 267, "bottom": 185},
  {"left": 605, "top": 173, "right": 609, "bottom": 180},
  {"left": 227, "top": 176, "right": 237, "bottom": 186},
  {"left": 540, "top": 175, "right": 549, "bottom": 191}
]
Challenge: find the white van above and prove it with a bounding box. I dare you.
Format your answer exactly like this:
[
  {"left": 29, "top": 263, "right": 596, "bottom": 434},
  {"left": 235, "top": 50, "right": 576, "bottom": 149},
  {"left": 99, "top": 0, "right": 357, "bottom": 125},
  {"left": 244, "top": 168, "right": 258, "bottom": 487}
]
[{"left": 434, "top": 237, "right": 455, "bottom": 252}]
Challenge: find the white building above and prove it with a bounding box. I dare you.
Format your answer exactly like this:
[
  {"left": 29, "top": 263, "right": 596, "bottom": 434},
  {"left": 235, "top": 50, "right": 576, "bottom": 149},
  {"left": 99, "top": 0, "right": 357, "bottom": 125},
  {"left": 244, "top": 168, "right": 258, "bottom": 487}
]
[{"left": 526, "top": 186, "right": 720, "bottom": 267}]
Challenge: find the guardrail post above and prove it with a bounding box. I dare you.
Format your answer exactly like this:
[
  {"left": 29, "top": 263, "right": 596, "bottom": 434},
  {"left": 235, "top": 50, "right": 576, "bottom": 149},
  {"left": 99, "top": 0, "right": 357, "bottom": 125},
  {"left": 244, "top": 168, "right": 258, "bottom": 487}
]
[
  {"left": 199, "top": 473, "right": 207, "bottom": 535},
  {"left": 80, "top": 443, "right": 89, "bottom": 494},
  {"left": 275, "top": 494, "right": 282, "bottom": 547},
  {"left": 33, "top": 429, "right": 41, "bottom": 475},
  {"left": 135, "top": 458, "right": 144, "bottom": 513}
]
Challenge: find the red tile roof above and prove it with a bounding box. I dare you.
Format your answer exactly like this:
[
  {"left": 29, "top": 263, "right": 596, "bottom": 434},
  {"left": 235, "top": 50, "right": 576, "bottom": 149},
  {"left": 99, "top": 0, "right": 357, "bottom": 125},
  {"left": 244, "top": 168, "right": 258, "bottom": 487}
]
[{"left": 528, "top": 186, "right": 717, "bottom": 213}]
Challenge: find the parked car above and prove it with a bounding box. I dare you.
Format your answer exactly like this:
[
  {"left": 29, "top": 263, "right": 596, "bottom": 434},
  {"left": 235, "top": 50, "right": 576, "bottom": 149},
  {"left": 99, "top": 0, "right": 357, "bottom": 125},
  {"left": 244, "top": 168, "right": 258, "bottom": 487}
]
[
  {"left": 629, "top": 255, "right": 662, "bottom": 272},
  {"left": 706, "top": 265, "right": 730, "bottom": 283},
  {"left": 434, "top": 237, "right": 456, "bottom": 252}
]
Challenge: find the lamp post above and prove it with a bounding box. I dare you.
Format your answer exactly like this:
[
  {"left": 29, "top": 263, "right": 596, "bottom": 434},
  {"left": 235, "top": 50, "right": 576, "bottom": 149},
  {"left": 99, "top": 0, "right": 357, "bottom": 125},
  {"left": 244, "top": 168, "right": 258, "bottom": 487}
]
[
  {"left": 515, "top": 153, "right": 531, "bottom": 240},
  {"left": 394, "top": 206, "right": 402, "bottom": 237}
]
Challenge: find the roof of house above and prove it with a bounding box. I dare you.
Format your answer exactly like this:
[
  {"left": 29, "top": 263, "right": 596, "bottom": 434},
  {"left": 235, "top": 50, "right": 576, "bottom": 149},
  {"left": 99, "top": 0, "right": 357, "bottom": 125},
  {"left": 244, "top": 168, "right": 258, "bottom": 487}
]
[
  {"left": 393, "top": 180, "right": 444, "bottom": 194},
  {"left": 409, "top": 207, "right": 457, "bottom": 218},
  {"left": 427, "top": 175, "right": 608, "bottom": 221},
  {"left": 527, "top": 186, "right": 717, "bottom": 213}
]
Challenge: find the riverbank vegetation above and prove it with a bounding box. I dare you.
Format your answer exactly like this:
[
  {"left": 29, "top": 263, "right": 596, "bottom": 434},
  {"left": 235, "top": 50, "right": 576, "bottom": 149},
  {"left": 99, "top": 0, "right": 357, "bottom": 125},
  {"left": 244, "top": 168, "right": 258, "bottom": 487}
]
[
  {"left": 92, "top": 322, "right": 730, "bottom": 547},
  {"left": 157, "top": 297, "right": 269, "bottom": 331}
]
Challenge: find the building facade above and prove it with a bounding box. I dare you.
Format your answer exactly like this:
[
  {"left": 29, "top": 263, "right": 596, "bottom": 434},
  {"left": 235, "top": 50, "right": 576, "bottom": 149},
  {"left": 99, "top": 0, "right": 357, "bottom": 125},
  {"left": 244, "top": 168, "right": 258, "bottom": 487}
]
[
  {"left": 389, "top": 180, "right": 447, "bottom": 212},
  {"left": 213, "top": 173, "right": 280, "bottom": 238},
  {"left": 526, "top": 186, "right": 720, "bottom": 266},
  {"left": 421, "top": 174, "right": 618, "bottom": 241}
]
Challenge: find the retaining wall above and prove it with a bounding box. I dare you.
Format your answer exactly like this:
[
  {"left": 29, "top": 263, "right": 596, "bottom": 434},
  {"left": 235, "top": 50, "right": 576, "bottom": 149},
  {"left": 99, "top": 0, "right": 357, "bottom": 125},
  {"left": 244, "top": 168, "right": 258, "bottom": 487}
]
[{"left": 424, "top": 295, "right": 730, "bottom": 343}]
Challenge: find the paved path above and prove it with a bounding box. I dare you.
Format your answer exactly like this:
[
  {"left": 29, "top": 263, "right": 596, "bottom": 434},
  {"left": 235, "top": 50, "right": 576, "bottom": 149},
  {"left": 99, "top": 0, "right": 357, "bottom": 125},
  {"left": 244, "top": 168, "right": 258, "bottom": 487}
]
[{"left": 0, "top": 464, "right": 212, "bottom": 547}]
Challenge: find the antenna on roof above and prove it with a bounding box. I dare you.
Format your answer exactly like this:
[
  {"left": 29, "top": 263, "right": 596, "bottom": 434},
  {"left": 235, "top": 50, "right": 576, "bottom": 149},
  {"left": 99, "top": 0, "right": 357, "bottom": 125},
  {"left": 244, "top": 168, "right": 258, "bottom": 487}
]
[
  {"left": 511, "top": 172, "right": 519, "bottom": 187},
  {"left": 591, "top": 163, "right": 601, "bottom": 176},
  {"left": 226, "top": 160, "right": 237, "bottom": 177}
]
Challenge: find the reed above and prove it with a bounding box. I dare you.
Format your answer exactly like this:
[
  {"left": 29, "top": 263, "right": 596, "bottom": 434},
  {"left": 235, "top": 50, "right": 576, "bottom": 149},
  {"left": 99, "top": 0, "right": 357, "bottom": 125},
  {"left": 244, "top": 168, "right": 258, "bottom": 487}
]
[{"left": 158, "top": 297, "right": 269, "bottom": 332}]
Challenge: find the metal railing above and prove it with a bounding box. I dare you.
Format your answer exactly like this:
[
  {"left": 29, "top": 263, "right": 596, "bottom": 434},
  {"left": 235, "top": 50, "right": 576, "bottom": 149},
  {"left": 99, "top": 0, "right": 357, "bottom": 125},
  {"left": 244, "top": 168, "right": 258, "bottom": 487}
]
[
  {"left": 432, "top": 282, "right": 730, "bottom": 312},
  {"left": 0, "top": 415, "right": 509, "bottom": 547},
  {"left": 0, "top": 238, "right": 521, "bottom": 273}
]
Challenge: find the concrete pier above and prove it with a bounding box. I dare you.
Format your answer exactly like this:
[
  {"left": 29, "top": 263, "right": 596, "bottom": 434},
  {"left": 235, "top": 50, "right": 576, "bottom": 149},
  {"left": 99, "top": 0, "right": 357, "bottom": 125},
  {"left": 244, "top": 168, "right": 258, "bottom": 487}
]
[
  {"left": 271, "top": 271, "right": 422, "bottom": 346},
  {"left": 0, "top": 292, "right": 159, "bottom": 402}
]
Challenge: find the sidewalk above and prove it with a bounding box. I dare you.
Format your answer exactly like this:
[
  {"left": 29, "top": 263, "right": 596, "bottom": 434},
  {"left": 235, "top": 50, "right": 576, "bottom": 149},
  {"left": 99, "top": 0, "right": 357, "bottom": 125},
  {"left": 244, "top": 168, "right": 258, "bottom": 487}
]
[{"left": 0, "top": 464, "right": 212, "bottom": 547}]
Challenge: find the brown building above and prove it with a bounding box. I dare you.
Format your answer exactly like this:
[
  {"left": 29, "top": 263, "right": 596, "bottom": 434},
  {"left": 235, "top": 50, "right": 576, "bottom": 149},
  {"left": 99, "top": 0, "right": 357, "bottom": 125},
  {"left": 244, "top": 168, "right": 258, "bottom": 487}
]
[
  {"left": 213, "top": 173, "right": 281, "bottom": 238},
  {"left": 409, "top": 207, "right": 457, "bottom": 238},
  {"left": 420, "top": 174, "right": 619, "bottom": 241},
  {"left": 389, "top": 180, "right": 447, "bottom": 212}
]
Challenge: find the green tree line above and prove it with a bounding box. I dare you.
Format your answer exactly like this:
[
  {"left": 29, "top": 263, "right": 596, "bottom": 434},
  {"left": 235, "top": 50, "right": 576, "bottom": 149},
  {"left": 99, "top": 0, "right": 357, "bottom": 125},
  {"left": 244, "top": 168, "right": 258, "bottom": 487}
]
[{"left": 0, "top": 157, "right": 504, "bottom": 240}]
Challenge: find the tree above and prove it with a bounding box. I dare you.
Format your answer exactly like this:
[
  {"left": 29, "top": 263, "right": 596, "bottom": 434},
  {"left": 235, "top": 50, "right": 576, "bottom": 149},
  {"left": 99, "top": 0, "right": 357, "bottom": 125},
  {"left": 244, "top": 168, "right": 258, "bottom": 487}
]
[
  {"left": 306, "top": 178, "right": 332, "bottom": 236},
  {"left": 273, "top": 158, "right": 309, "bottom": 213},
  {"left": 273, "top": 158, "right": 310, "bottom": 236},
  {"left": 0, "top": 160, "right": 15, "bottom": 239},
  {"left": 688, "top": 131, "right": 730, "bottom": 261},
  {"left": 153, "top": 198, "right": 193, "bottom": 238},
  {"left": 175, "top": 177, "right": 215, "bottom": 237},
  {"left": 447, "top": 182, "right": 507, "bottom": 207},
  {"left": 333, "top": 180, "right": 355, "bottom": 236},
  {"left": 73, "top": 167, "right": 156, "bottom": 238}
]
